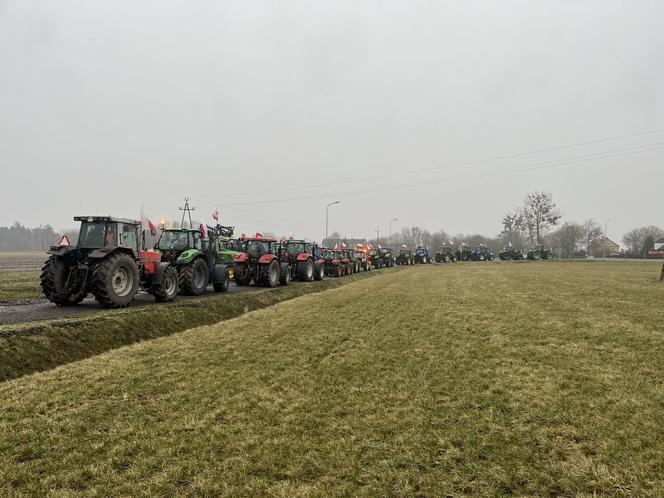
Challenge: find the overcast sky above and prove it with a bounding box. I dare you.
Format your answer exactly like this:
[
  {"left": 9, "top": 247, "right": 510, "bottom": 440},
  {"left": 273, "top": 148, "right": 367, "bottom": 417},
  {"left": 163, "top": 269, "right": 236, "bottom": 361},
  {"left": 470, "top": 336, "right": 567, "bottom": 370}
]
[{"left": 1, "top": 0, "right": 662, "bottom": 242}]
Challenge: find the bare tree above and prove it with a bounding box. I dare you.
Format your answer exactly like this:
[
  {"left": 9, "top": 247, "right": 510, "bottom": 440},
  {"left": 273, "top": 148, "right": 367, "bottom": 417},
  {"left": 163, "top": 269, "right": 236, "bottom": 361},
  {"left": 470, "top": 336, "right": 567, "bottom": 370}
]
[
  {"left": 553, "top": 222, "right": 584, "bottom": 258},
  {"left": 500, "top": 210, "right": 525, "bottom": 248},
  {"left": 522, "top": 191, "right": 561, "bottom": 246},
  {"left": 622, "top": 226, "right": 664, "bottom": 257},
  {"left": 581, "top": 218, "right": 603, "bottom": 254}
]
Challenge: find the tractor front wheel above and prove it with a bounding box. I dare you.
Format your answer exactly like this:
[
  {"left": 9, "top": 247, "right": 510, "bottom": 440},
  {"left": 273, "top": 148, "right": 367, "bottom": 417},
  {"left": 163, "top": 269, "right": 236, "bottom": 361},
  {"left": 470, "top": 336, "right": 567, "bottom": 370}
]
[
  {"left": 152, "top": 265, "right": 179, "bottom": 302},
  {"left": 213, "top": 267, "right": 230, "bottom": 292},
  {"left": 40, "top": 256, "right": 86, "bottom": 306},
  {"left": 92, "top": 252, "right": 139, "bottom": 308},
  {"left": 180, "top": 258, "right": 209, "bottom": 295},
  {"left": 314, "top": 262, "right": 324, "bottom": 281}
]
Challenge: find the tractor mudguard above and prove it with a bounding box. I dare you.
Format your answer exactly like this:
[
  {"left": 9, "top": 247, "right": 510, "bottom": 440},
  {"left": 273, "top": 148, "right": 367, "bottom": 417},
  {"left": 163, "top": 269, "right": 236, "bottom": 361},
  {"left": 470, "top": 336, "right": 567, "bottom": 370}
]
[
  {"left": 213, "top": 263, "right": 228, "bottom": 285},
  {"left": 235, "top": 252, "right": 250, "bottom": 263},
  {"left": 47, "top": 245, "right": 77, "bottom": 257},
  {"left": 150, "top": 262, "right": 172, "bottom": 285},
  {"left": 176, "top": 248, "right": 202, "bottom": 265},
  {"left": 87, "top": 247, "right": 132, "bottom": 260},
  {"left": 296, "top": 253, "right": 310, "bottom": 262},
  {"left": 258, "top": 254, "right": 275, "bottom": 264}
]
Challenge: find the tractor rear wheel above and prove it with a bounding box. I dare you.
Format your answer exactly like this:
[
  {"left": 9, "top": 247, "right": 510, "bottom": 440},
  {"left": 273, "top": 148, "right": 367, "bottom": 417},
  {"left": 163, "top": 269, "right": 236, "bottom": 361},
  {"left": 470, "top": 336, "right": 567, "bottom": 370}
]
[
  {"left": 40, "top": 256, "right": 85, "bottom": 306},
  {"left": 314, "top": 262, "right": 324, "bottom": 280},
  {"left": 152, "top": 265, "right": 179, "bottom": 302},
  {"left": 335, "top": 264, "right": 343, "bottom": 277},
  {"left": 266, "top": 260, "right": 279, "bottom": 287},
  {"left": 297, "top": 259, "right": 314, "bottom": 281},
  {"left": 213, "top": 267, "right": 230, "bottom": 292},
  {"left": 279, "top": 263, "right": 290, "bottom": 285},
  {"left": 180, "top": 258, "right": 209, "bottom": 295},
  {"left": 92, "top": 252, "right": 139, "bottom": 308}
]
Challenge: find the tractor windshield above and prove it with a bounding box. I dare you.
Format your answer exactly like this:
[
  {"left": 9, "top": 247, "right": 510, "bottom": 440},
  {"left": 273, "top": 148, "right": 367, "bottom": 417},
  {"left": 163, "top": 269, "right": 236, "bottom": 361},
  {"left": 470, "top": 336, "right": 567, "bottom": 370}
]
[
  {"left": 78, "top": 222, "right": 115, "bottom": 249},
  {"left": 416, "top": 248, "right": 426, "bottom": 256},
  {"left": 245, "top": 241, "right": 270, "bottom": 257},
  {"left": 323, "top": 250, "right": 335, "bottom": 259},
  {"left": 286, "top": 242, "right": 306, "bottom": 255},
  {"left": 156, "top": 231, "right": 190, "bottom": 251}
]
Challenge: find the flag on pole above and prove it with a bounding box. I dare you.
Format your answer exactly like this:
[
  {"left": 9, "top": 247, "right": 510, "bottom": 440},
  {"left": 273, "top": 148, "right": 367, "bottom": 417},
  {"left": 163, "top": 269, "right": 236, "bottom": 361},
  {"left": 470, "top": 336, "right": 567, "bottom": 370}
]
[
  {"left": 212, "top": 210, "right": 219, "bottom": 222},
  {"left": 200, "top": 219, "right": 208, "bottom": 239},
  {"left": 341, "top": 242, "right": 347, "bottom": 249}
]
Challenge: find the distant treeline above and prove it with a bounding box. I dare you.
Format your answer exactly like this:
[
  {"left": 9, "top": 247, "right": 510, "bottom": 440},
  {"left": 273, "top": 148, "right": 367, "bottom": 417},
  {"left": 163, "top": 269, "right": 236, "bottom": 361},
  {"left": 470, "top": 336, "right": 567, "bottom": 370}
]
[{"left": 0, "top": 222, "right": 76, "bottom": 251}]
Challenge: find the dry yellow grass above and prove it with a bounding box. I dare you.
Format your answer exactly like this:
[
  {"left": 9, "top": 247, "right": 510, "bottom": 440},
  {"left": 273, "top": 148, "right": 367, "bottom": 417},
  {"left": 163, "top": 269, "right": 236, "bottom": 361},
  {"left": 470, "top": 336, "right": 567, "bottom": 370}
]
[{"left": 1, "top": 261, "right": 663, "bottom": 496}]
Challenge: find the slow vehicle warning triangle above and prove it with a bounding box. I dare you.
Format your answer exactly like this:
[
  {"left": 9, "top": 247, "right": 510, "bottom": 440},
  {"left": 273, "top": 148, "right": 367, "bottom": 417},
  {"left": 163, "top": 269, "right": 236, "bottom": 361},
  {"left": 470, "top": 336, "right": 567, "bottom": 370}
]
[{"left": 58, "top": 235, "right": 71, "bottom": 246}]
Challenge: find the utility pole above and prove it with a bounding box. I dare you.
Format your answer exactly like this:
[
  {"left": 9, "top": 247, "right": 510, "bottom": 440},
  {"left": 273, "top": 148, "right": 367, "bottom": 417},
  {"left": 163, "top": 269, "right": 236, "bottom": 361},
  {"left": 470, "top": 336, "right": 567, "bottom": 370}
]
[
  {"left": 603, "top": 218, "right": 610, "bottom": 260},
  {"left": 389, "top": 218, "right": 398, "bottom": 246},
  {"left": 375, "top": 227, "right": 380, "bottom": 246},
  {"left": 179, "top": 198, "right": 195, "bottom": 228}
]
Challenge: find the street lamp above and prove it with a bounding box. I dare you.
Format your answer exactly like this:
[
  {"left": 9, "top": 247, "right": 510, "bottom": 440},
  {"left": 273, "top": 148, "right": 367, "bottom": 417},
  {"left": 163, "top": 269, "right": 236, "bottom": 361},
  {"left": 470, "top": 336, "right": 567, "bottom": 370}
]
[
  {"left": 389, "top": 218, "right": 398, "bottom": 245},
  {"left": 325, "top": 201, "right": 341, "bottom": 242},
  {"left": 603, "top": 218, "right": 610, "bottom": 260}
]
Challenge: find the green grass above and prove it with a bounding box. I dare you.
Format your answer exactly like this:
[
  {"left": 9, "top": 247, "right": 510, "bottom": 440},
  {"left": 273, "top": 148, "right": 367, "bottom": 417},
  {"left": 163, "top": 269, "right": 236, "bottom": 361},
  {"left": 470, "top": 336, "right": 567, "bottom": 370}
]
[
  {"left": 1, "top": 262, "right": 663, "bottom": 496},
  {"left": 0, "top": 271, "right": 382, "bottom": 382},
  {"left": 0, "top": 271, "right": 40, "bottom": 301}
]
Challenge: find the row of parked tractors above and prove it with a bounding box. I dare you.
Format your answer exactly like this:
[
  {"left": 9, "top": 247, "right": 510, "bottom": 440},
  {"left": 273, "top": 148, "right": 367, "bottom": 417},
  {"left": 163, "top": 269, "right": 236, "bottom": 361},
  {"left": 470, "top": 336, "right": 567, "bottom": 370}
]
[{"left": 40, "top": 215, "right": 400, "bottom": 309}]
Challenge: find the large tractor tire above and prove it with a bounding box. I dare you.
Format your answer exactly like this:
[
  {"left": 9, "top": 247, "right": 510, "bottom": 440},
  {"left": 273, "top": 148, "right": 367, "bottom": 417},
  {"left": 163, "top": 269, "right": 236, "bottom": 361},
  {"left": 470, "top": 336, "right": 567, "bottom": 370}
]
[
  {"left": 92, "top": 252, "right": 139, "bottom": 308},
  {"left": 213, "top": 267, "right": 230, "bottom": 292},
  {"left": 346, "top": 263, "right": 352, "bottom": 275},
  {"left": 180, "top": 258, "right": 209, "bottom": 295},
  {"left": 297, "top": 258, "right": 314, "bottom": 282},
  {"left": 152, "top": 265, "right": 179, "bottom": 302},
  {"left": 314, "top": 261, "right": 324, "bottom": 281},
  {"left": 40, "top": 256, "right": 85, "bottom": 306},
  {"left": 234, "top": 263, "right": 252, "bottom": 286},
  {"left": 261, "top": 260, "right": 279, "bottom": 287},
  {"left": 334, "top": 264, "right": 343, "bottom": 277},
  {"left": 279, "top": 263, "right": 291, "bottom": 285}
]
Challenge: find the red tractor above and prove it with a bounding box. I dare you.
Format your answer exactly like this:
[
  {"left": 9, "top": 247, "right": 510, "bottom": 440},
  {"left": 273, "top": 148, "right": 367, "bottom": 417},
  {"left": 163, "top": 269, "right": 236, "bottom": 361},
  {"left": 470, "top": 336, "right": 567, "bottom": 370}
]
[
  {"left": 233, "top": 234, "right": 290, "bottom": 287},
  {"left": 41, "top": 216, "right": 178, "bottom": 308},
  {"left": 322, "top": 248, "right": 345, "bottom": 277},
  {"left": 282, "top": 239, "right": 325, "bottom": 281},
  {"left": 340, "top": 248, "right": 354, "bottom": 275}
]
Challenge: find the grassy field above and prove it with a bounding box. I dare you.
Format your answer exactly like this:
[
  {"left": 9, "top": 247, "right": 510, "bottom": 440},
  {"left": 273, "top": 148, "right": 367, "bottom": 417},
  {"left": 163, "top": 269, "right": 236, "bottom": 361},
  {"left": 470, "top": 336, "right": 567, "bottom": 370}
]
[
  {"left": 1, "top": 262, "right": 663, "bottom": 496},
  {"left": 0, "top": 271, "right": 41, "bottom": 302}
]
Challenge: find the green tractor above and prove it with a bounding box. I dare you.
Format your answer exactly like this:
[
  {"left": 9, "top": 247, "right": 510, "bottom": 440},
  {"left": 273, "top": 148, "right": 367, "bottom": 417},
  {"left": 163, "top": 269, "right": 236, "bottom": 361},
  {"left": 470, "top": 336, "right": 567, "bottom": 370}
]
[
  {"left": 434, "top": 245, "right": 457, "bottom": 263},
  {"left": 153, "top": 223, "right": 235, "bottom": 295},
  {"left": 527, "top": 246, "right": 552, "bottom": 260},
  {"left": 41, "top": 216, "right": 179, "bottom": 308},
  {"left": 377, "top": 246, "right": 395, "bottom": 268},
  {"left": 395, "top": 246, "right": 414, "bottom": 265},
  {"left": 499, "top": 246, "right": 524, "bottom": 260}
]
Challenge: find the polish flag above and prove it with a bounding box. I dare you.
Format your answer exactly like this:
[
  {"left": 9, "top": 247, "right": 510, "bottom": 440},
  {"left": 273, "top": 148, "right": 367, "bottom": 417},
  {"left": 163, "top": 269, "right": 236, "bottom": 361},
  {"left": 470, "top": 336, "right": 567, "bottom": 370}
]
[
  {"left": 212, "top": 210, "right": 219, "bottom": 222},
  {"left": 200, "top": 220, "right": 208, "bottom": 239}
]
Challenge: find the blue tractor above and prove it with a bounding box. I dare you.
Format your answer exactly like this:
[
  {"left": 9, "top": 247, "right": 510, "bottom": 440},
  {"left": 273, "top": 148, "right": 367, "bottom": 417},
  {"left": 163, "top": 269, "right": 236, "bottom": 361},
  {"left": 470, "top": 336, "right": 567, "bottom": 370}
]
[{"left": 413, "top": 246, "right": 432, "bottom": 264}]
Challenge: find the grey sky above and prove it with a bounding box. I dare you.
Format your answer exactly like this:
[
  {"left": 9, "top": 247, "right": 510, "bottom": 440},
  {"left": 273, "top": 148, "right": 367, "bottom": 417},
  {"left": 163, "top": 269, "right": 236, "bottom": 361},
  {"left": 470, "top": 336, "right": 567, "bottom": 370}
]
[{"left": 1, "top": 0, "right": 662, "bottom": 243}]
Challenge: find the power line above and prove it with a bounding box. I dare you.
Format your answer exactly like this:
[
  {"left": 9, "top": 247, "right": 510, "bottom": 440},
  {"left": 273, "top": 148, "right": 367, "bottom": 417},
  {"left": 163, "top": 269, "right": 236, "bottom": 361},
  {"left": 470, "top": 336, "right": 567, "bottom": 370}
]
[
  {"left": 192, "top": 126, "right": 664, "bottom": 200},
  {"left": 197, "top": 143, "right": 664, "bottom": 208}
]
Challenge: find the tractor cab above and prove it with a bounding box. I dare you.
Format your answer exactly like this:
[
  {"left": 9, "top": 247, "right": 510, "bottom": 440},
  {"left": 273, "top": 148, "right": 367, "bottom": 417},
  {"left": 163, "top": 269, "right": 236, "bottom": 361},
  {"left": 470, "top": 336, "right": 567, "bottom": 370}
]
[
  {"left": 41, "top": 216, "right": 178, "bottom": 308},
  {"left": 154, "top": 228, "right": 205, "bottom": 263},
  {"left": 233, "top": 235, "right": 290, "bottom": 287}
]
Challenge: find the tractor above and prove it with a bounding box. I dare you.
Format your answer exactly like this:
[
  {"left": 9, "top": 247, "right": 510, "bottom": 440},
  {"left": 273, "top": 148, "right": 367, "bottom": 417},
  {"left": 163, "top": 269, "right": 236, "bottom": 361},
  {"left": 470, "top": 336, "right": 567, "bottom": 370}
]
[
  {"left": 499, "top": 246, "right": 524, "bottom": 260},
  {"left": 368, "top": 247, "right": 383, "bottom": 269},
  {"left": 434, "top": 245, "right": 457, "bottom": 263},
  {"left": 339, "top": 248, "right": 355, "bottom": 275},
  {"left": 395, "top": 246, "right": 414, "bottom": 265},
  {"left": 153, "top": 223, "right": 234, "bottom": 295},
  {"left": 233, "top": 235, "right": 290, "bottom": 286},
  {"left": 377, "top": 247, "right": 395, "bottom": 268},
  {"left": 282, "top": 239, "right": 325, "bottom": 281},
  {"left": 413, "top": 246, "right": 432, "bottom": 264},
  {"left": 355, "top": 245, "right": 372, "bottom": 271},
  {"left": 527, "top": 246, "right": 552, "bottom": 260},
  {"left": 456, "top": 243, "right": 472, "bottom": 262},
  {"left": 41, "top": 216, "right": 178, "bottom": 308},
  {"left": 470, "top": 245, "right": 495, "bottom": 261},
  {"left": 322, "top": 248, "right": 345, "bottom": 277}
]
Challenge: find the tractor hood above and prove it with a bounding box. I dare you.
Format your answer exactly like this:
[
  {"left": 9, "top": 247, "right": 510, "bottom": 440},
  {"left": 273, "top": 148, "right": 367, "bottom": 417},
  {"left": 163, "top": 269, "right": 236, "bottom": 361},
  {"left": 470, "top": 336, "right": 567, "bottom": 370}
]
[{"left": 176, "top": 248, "right": 202, "bottom": 264}]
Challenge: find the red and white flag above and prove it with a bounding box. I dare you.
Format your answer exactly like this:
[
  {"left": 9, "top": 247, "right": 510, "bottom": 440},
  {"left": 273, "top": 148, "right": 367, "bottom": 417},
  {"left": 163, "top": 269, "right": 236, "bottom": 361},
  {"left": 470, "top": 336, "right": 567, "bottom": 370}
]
[
  {"left": 212, "top": 210, "right": 219, "bottom": 222},
  {"left": 341, "top": 242, "right": 347, "bottom": 249},
  {"left": 200, "top": 219, "right": 208, "bottom": 239}
]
